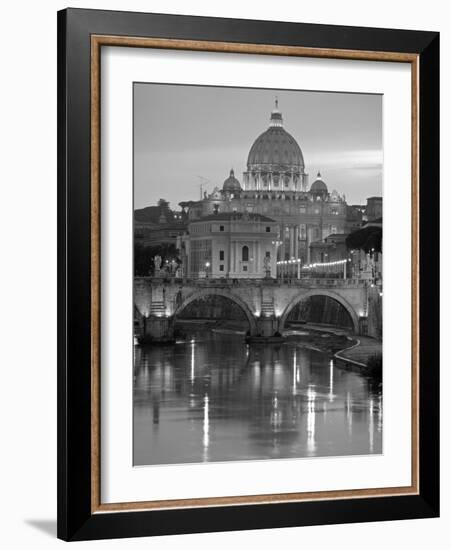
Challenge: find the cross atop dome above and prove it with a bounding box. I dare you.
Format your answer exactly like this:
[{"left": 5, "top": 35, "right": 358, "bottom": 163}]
[{"left": 269, "top": 97, "right": 283, "bottom": 127}]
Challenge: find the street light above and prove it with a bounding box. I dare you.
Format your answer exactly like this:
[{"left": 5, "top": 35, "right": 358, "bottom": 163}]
[{"left": 205, "top": 261, "right": 210, "bottom": 278}]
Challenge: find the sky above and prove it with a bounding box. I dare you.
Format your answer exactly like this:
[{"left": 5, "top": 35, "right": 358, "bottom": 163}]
[{"left": 134, "top": 83, "right": 382, "bottom": 210}]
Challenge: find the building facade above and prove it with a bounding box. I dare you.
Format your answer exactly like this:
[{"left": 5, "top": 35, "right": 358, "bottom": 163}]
[
  {"left": 178, "top": 212, "right": 279, "bottom": 279},
  {"left": 365, "top": 196, "right": 383, "bottom": 221},
  {"left": 179, "top": 101, "right": 349, "bottom": 267},
  {"left": 309, "top": 233, "right": 349, "bottom": 265}
]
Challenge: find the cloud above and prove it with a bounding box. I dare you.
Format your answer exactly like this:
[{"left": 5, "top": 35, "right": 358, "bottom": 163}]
[{"left": 305, "top": 149, "right": 383, "bottom": 171}]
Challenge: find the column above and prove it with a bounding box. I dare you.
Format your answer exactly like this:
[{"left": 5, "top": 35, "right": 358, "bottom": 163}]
[
  {"left": 289, "top": 226, "right": 294, "bottom": 259},
  {"left": 252, "top": 242, "right": 256, "bottom": 275},
  {"left": 286, "top": 225, "right": 290, "bottom": 260},
  {"left": 280, "top": 224, "right": 285, "bottom": 261},
  {"left": 294, "top": 226, "right": 300, "bottom": 279},
  {"left": 294, "top": 226, "right": 299, "bottom": 260},
  {"left": 255, "top": 241, "right": 259, "bottom": 277}
]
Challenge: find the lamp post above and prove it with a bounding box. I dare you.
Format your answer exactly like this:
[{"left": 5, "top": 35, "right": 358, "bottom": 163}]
[{"left": 205, "top": 261, "right": 210, "bottom": 278}]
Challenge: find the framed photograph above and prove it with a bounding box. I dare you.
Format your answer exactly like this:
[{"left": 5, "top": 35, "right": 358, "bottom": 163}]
[{"left": 57, "top": 8, "right": 439, "bottom": 541}]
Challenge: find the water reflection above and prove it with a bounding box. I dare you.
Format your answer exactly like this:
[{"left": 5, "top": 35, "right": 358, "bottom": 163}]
[{"left": 133, "top": 331, "right": 382, "bottom": 466}]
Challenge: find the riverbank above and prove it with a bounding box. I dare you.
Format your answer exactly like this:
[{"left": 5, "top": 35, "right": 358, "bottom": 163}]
[
  {"left": 178, "top": 319, "right": 355, "bottom": 356},
  {"left": 284, "top": 326, "right": 353, "bottom": 355},
  {"left": 176, "top": 319, "right": 382, "bottom": 372},
  {"left": 334, "top": 336, "right": 382, "bottom": 370},
  {"left": 287, "top": 322, "right": 382, "bottom": 371}
]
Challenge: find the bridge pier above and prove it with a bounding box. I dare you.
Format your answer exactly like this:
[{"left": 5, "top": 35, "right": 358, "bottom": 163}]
[
  {"left": 256, "top": 316, "right": 280, "bottom": 337},
  {"left": 139, "top": 315, "right": 175, "bottom": 344}
]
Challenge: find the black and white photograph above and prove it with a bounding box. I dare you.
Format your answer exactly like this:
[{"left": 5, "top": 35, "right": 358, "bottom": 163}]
[
  {"left": 0, "top": 0, "right": 444, "bottom": 545},
  {"left": 133, "top": 84, "right": 383, "bottom": 466}
]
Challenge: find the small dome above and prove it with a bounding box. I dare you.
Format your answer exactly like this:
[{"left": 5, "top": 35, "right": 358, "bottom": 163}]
[
  {"left": 310, "top": 171, "right": 328, "bottom": 194},
  {"left": 223, "top": 169, "right": 241, "bottom": 193}
]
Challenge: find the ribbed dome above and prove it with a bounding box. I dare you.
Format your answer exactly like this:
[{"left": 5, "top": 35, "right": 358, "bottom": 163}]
[
  {"left": 310, "top": 172, "right": 328, "bottom": 193},
  {"left": 247, "top": 99, "right": 304, "bottom": 171},
  {"left": 247, "top": 127, "right": 304, "bottom": 170},
  {"left": 223, "top": 169, "right": 241, "bottom": 193}
]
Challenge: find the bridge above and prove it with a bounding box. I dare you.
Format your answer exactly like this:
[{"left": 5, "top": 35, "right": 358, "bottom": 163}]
[{"left": 134, "top": 277, "right": 374, "bottom": 343}]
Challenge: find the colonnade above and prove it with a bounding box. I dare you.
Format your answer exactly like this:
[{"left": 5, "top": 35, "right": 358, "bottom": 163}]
[{"left": 279, "top": 223, "right": 309, "bottom": 264}]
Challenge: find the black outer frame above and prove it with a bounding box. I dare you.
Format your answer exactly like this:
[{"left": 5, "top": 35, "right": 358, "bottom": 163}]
[{"left": 57, "top": 8, "right": 439, "bottom": 542}]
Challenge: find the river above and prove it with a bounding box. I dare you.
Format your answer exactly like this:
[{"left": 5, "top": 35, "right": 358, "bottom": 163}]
[{"left": 133, "top": 328, "right": 382, "bottom": 466}]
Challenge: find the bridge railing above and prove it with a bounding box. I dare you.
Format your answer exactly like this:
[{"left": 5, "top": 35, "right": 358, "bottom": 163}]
[{"left": 134, "top": 276, "right": 368, "bottom": 288}]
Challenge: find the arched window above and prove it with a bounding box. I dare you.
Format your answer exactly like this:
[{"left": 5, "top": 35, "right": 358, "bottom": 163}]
[{"left": 242, "top": 245, "right": 249, "bottom": 262}]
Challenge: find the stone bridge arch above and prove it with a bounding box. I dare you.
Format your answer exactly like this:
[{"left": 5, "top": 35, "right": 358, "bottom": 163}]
[
  {"left": 279, "top": 289, "right": 359, "bottom": 334},
  {"left": 174, "top": 288, "right": 258, "bottom": 336}
]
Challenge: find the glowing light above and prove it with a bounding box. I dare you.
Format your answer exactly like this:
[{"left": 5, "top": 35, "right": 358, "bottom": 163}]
[
  {"left": 369, "top": 397, "right": 374, "bottom": 452},
  {"left": 277, "top": 258, "right": 302, "bottom": 265},
  {"left": 346, "top": 392, "right": 353, "bottom": 435},
  {"left": 328, "top": 359, "right": 334, "bottom": 402},
  {"left": 270, "top": 394, "right": 282, "bottom": 428},
  {"left": 304, "top": 259, "right": 348, "bottom": 269},
  {"left": 378, "top": 394, "right": 383, "bottom": 432},
  {"left": 307, "top": 385, "right": 316, "bottom": 453},
  {"left": 203, "top": 395, "right": 210, "bottom": 452},
  {"left": 190, "top": 340, "right": 195, "bottom": 382},
  {"left": 278, "top": 258, "right": 349, "bottom": 268}
]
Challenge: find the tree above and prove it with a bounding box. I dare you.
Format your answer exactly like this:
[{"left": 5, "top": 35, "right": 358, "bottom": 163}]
[{"left": 346, "top": 225, "right": 382, "bottom": 254}]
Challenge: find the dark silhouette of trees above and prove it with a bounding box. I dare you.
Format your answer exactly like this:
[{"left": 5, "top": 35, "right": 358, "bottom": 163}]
[{"left": 346, "top": 225, "right": 382, "bottom": 253}]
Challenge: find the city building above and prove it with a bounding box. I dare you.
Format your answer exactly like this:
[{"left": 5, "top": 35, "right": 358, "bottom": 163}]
[
  {"left": 347, "top": 217, "right": 383, "bottom": 283},
  {"left": 346, "top": 204, "right": 365, "bottom": 233},
  {"left": 134, "top": 204, "right": 187, "bottom": 248},
  {"left": 136, "top": 100, "right": 382, "bottom": 283},
  {"left": 179, "top": 101, "right": 349, "bottom": 267},
  {"left": 178, "top": 212, "right": 279, "bottom": 278},
  {"left": 309, "top": 233, "right": 349, "bottom": 264},
  {"left": 365, "top": 196, "right": 383, "bottom": 221}
]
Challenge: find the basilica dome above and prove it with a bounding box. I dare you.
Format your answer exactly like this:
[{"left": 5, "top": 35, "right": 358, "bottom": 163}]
[
  {"left": 310, "top": 171, "right": 328, "bottom": 194},
  {"left": 222, "top": 169, "right": 241, "bottom": 193},
  {"left": 247, "top": 101, "right": 304, "bottom": 170}
]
